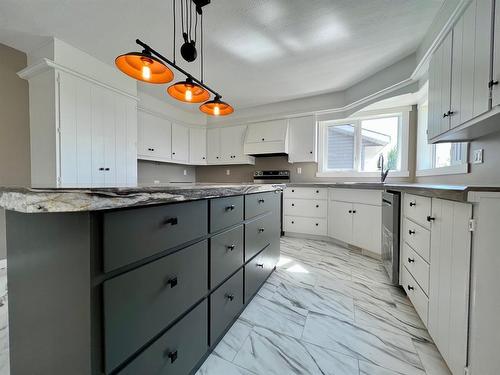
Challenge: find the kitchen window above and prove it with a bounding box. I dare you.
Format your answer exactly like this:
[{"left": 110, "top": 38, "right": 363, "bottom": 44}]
[{"left": 317, "top": 108, "right": 410, "bottom": 177}]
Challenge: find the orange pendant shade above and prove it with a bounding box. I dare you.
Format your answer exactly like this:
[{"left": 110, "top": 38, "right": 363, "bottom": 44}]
[
  {"left": 115, "top": 52, "right": 174, "bottom": 83},
  {"left": 200, "top": 97, "right": 234, "bottom": 116},
  {"left": 167, "top": 79, "right": 210, "bottom": 103}
]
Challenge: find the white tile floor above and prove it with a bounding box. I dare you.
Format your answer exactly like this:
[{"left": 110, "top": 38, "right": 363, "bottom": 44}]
[{"left": 0, "top": 238, "right": 451, "bottom": 375}]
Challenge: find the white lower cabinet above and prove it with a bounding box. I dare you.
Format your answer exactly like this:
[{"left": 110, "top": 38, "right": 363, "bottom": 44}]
[
  {"left": 284, "top": 187, "right": 328, "bottom": 236},
  {"left": 285, "top": 217, "right": 327, "bottom": 236},
  {"left": 327, "top": 200, "right": 353, "bottom": 244}
]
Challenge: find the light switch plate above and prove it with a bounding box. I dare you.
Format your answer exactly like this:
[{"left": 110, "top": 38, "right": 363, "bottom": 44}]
[
  {"left": 473, "top": 149, "right": 483, "bottom": 164},
  {"left": 183, "top": 169, "right": 187, "bottom": 176},
  {"left": 154, "top": 180, "right": 160, "bottom": 184},
  {"left": 297, "top": 167, "right": 302, "bottom": 174},
  {"left": 226, "top": 169, "right": 231, "bottom": 175}
]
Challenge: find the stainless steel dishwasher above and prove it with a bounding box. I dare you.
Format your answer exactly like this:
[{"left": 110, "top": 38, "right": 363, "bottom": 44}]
[{"left": 382, "top": 191, "right": 400, "bottom": 284}]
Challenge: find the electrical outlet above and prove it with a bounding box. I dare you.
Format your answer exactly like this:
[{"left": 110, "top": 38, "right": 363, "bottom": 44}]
[
  {"left": 226, "top": 169, "right": 231, "bottom": 175},
  {"left": 297, "top": 167, "right": 302, "bottom": 174},
  {"left": 154, "top": 180, "right": 160, "bottom": 184},
  {"left": 183, "top": 169, "right": 187, "bottom": 176},
  {"left": 473, "top": 149, "right": 483, "bottom": 164}
]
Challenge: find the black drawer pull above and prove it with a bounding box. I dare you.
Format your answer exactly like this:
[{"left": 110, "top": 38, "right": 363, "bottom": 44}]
[
  {"left": 427, "top": 216, "right": 435, "bottom": 222},
  {"left": 409, "top": 201, "right": 416, "bottom": 207},
  {"left": 258, "top": 228, "right": 265, "bottom": 233},
  {"left": 407, "top": 285, "right": 414, "bottom": 291},
  {"left": 291, "top": 189, "right": 295, "bottom": 192},
  {"left": 315, "top": 223, "right": 319, "bottom": 226},
  {"left": 408, "top": 230, "right": 415, "bottom": 235},
  {"left": 227, "top": 244, "right": 236, "bottom": 251},
  {"left": 256, "top": 263, "right": 264, "bottom": 268},
  {"left": 166, "top": 277, "right": 178, "bottom": 288},
  {"left": 225, "top": 293, "right": 235, "bottom": 301},
  {"left": 408, "top": 257, "right": 415, "bottom": 263},
  {"left": 291, "top": 203, "right": 295, "bottom": 206},
  {"left": 489, "top": 80, "right": 499, "bottom": 88},
  {"left": 291, "top": 221, "right": 294, "bottom": 224},
  {"left": 225, "top": 205, "right": 235, "bottom": 211},
  {"left": 258, "top": 199, "right": 265, "bottom": 203},
  {"left": 167, "top": 350, "right": 178, "bottom": 364},
  {"left": 316, "top": 205, "right": 319, "bottom": 208},
  {"left": 99, "top": 167, "right": 105, "bottom": 171},
  {"left": 352, "top": 210, "right": 356, "bottom": 214},
  {"left": 104, "top": 167, "right": 110, "bottom": 171},
  {"left": 348, "top": 210, "right": 352, "bottom": 213},
  {"left": 164, "top": 217, "right": 178, "bottom": 226}
]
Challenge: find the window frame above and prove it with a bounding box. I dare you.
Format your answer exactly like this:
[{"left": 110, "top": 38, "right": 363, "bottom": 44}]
[{"left": 316, "top": 107, "right": 411, "bottom": 178}]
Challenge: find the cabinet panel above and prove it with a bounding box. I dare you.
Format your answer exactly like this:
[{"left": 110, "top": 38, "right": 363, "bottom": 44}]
[
  {"left": 352, "top": 203, "right": 381, "bottom": 254},
  {"left": 171, "top": 123, "right": 189, "bottom": 163},
  {"left": 402, "top": 266, "right": 429, "bottom": 326},
  {"left": 493, "top": 0, "right": 500, "bottom": 106},
  {"left": 284, "top": 199, "right": 327, "bottom": 218},
  {"left": 138, "top": 111, "right": 172, "bottom": 161},
  {"left": 288, "top": 116, "right": 316, "bottom": 163},
  {"left": 189, "top": 127, "right": 206, "bottom": 164},
  {"left": 327, "top": 200, "right": 353, "bottom": 244},
  {"left": 439, "top": 32, "right": 453, "bottom": 135},
  {"left": 427, "top": 42, "right": 440, "bottom": 140},
  {"left": 207, "top": 128, "right": 221, "bottom": 163},
  {"left": 90, "top": 85, "right": 107, "bottom": 186},
  {"left": 245, "top": 120, "right": 287, "bottom": 143},
  {"left": 220, "top": 126, "right": 246, "bottom": 162},
  {"left": 285, "top": 216, "right": 327, "bottom": 236}
]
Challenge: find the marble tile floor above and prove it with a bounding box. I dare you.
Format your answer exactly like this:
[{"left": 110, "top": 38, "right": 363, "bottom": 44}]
[
  {"left": 197, "top": 237, "right": 451, "bottom": 375},
  {"left": 0, "top": 237, "right": 451, "bottom": 375}
]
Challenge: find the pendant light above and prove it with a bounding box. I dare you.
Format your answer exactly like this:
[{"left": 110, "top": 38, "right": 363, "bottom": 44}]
[
  {"left": 167, "top": 77, "right": 210, "bottom": 103},
  {"left": 115, "top": 51, "right": 174, "bottom": 83},
  {"left": 200, "top": 96, "right": 234, "bottom": 116}
]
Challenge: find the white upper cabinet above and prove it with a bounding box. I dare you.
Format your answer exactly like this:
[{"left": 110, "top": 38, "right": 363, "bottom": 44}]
[
  {"left": 492, "top": 0, "right": 500, "bottom": 107},
  {"left": 288, "top": 116, "right": 317, "bottom": 163},
  {"left": 171, "top": 123, "right": 189, "bottom": 163},
  {"left": 137, "top": 110, "right": 172, "bottom": 162},
  {"left": 245, "top": 120, "right": 287, "bottom": 143},
  {"left": 207, "top": 126, "right": 255, "bottom": 165},
  {"left": 189, "top": 128, "right": 207, "bottom": 164},
  {"left": 207, "top": 128, "right": 221, "bottom": 163}
]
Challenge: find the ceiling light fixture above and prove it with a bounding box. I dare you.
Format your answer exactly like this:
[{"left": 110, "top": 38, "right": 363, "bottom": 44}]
[{"left": 115, "top": 0, "right": 233, "bottom": 116}]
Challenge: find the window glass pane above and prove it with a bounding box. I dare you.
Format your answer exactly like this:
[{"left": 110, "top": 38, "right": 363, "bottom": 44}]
[
  {"left": 435, "top": 143, "right": 452, "bottom": 168},
  {"left": 326, "top": 124, "right": 355, "bottom": 170},
  {"left": 360, "top": 116, "right": 400, "bottom": 171}
]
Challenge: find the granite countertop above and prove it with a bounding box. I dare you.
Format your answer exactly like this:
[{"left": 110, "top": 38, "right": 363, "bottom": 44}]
[{"left": 0, "top": 184, "right": 285, "bottom": 213}]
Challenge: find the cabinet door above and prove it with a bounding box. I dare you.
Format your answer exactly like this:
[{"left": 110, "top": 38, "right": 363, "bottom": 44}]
[
  {"left": 189, "top": 127, "right": 207, "bottom": 164},
  {"left": 493, "top": 0, "right": 500, "bottom": 106},
  {"left": 90, "top": 85, "right": 108, "bottom": 187},
  {"left": 207, "top": 128, "right": 221, "bottom": 163},
  {"left": 288, "top": 116, "right": 316, "bottom": 163},
  {"left": 352, "top": 203, "right": 381, "bottom": 255},
  {"left": 428, "top": 199, "right": 471, "bottom": 375},
  {"left": 114, "top": 96, "right": 137, "bottom": 186},
  {"left": 245, "top": 120, "right": 287, "bottom": 143},
  {"left": 138, "top": 111, "right": 171, "bottom": 161},
  {"left": 171, "top": 123, "right": 189, "bottom": 163},
  {"left": 439, "top": 32, "right": 453, "bottom": 135},
  {"left": 220, "top": 125, "right": 247, "bottom": 163},
  {"left": 328, "top": 201, "right": 353, "bottom": 244},
  {"left": 427, "top": 43, "right": 442, "bottom": 140}
]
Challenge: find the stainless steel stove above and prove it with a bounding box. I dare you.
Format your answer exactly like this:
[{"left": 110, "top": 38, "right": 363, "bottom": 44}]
[{"left": 253, "top": 170, "right": 290, "bottom": 184}]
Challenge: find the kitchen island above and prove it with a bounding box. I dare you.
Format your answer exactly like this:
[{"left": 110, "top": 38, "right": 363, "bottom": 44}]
[{"left": 0, "top": 184, "right": 284, "bottom": 375}]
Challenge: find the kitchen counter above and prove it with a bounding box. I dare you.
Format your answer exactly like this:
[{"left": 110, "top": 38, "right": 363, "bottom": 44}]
[
  {"left": 0, "top": 183, "right": 285, "bottom": 213},
  {"left": 286, "top": 182, "right": 500, "bottom": 202}
]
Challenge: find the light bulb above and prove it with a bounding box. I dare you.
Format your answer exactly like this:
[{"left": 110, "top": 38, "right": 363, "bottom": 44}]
[
  {"left": 214, "top": 105, "right": 220, "bottom": 116},
  {"left": 141, "top": 65, "right": 151, "bottom": 81},
  {"left": 185, "top": 88, "right": 193, "bottom": 101}
]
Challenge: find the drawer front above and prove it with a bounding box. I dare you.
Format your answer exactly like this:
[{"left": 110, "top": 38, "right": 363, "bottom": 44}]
[
  {"left": 210, "top": 225, "right": 244, "bottom": 288},
  {"left": 103, "top": 200, "right": 208, "bottom": 271},
  {"left": 103, "top": 241, "right": 208, "bottom": 373},
  {"left": 120, "top": 300, "right": 208, "bottom": 375},
  {"left": 210, "top": 269, "right": 244, "bottom": 345},
  {"left": 284, "top": 199, "right": 327, "bottom": 218},
  {"left": 402, "top": 266, "right": 429, "bottom": 327},
  {"left": 329, "top": 188, "right": 382, "bottom": 206},
  {"left": 404, "top": 218, "right": 431, "bottom": 263},
  {"left": 284, "top": 187, "right": 328, "bottom": 200},
  {"left": 402, "top": 242, "right": 430, "bottom": 295},
  {"left": 245, "top": 191, "right": 280, "bottom": 220},
  {"left": 210, "top": 195, "right": 244, "bottom": 233},
  {"left": 404, "top": 193, "right": 431, "bottom": 229},
  {"left": 284, "top": 216, "right": 327, "bottom": 236},
  {"left": 245, "top": 212, "right": 279, "bottom": 261},
  {"left": 245, "top": 245, "right": 277, "bottom": 303}
]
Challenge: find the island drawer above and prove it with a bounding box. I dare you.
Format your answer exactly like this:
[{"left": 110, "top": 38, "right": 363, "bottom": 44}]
[
  {"left": 404, "top": 193, "right": 432, "bottom": 229},
  {"left": 245, "top": 245, "right": 278, "bottom": 302},
  {"left": 210, "top": 195, "right": 244, "bottom": 233},
  {"left": 210, "top": 269, "right": 244, "bottom": 346},
  {"left": 103, "top": 240, "right": 208, "bottom": 373},
  {"left": 245, "top": 191, "right": 280, "bottom": 219},
  {"left": 210, "top": 225, "right": 244, "bottom": 288},
  {"left": 120, "top": 300, "right": 208, "bottom": 375},
  {"left": 404, "top": 218, "right": 430, "bottom": 263},
  {"left": 103, "top": 200, "right": 208, "bottom": 271},
  {"left": 245, "top": 211, "right": 279, "bottom": 261}
]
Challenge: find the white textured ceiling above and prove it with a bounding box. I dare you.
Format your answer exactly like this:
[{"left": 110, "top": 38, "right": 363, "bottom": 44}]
[{"left": 0, "top": 0, "right": 443, "bottom": 109}]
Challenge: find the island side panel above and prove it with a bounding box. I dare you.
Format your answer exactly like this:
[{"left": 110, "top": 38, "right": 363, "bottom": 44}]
[{"left": 5, "top": 211, "right": 93, "bottom": 375}]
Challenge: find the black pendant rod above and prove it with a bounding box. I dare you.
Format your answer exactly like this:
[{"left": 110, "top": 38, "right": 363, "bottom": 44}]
[{"left": 135, "top": 38, "right": 221, "bottom": 99}]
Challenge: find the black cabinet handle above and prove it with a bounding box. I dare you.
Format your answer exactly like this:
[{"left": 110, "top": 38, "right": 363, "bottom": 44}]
[
  {"left": 291, "top": 221, "right": 294, "bottom": 224},
  {"left": 167, "top": 277, "right": 178, "bottom": 288},
  {"left": 409, "top": 201, "right": 416, "bottom": 207},
  {"left": 172, "top": 152, "right": 176, "bottom": 155},
  {"left": 352, "top": 210, "right": 356, "bottom": 214},
  {"left": 407, "top": 285, "right": 414, "bottom": 291},
  {"left": 164, "top": 217, "right": 178, "bottom": 226},
  {"left": 447, "top": 110, "right": 454, "bottom": 116},
  {"left": 309, "top": 151, "right": 313, "bottom": 154},
  {"left": 167, "top": 350, "right": 178, "bottom": 363},
  {"left": 316, "top": 204, "right": 319, "bottom": 208},
  {"left": 427, "top": 216, "right": 435, "bottom": 222},
  {"left": 99, "top": 167, "right": 105, "bottom": 171},
  {"left": 225, "top": 205, "right": 235, "bottom": 211},
  {"left": 258, "top": 199, "right": 265, "bottom": 203},
  {"left": 316, "top": 190, "right": 319, "bottom": 193},
  {"left": 202, "top": 156, "right": 206, "bottom": 159},
  {"left": 291, "top": 203, "right": 295, "bottom": 206},
  {"left": 348, "top": 210, "right": 352, "bottom": 213},
  {"left": 489, "top": 80, "right": 499, "bottom": 88},
  {"left": 104, "top": 167, "right": 110, "bottom": 171},
  {"left": 408, "top": 229, "right": 415, "bottom": 235},
  {"left": 216, "top": 156, "right": 219, "bottom": 159},
  {"left": 225, "top": 293, "right": 235, "bottom": 301},
  {"left": 261, "top": 138, "right": 265, "bottom": 141},
  {"left": 258, "top": 228, "right": 265, "bottom": 233},
  {"left": 256, "top": 263, "right": 264, "bottom": 268},
  {"left": 227, "top": 244, "right": 236, "bottom": 251},
  {"left": 315, "top": 223, "right": 319, "bottom": 226},
  {"left": 408, "top": 257, "right": 415, "bottom": 263},
  {"left": 443, "top": 112, "right": 449, "bottom": 118}
]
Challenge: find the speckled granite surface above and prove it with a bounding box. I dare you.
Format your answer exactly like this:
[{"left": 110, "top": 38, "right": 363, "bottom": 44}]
[{"left": 0, "top": 184, "right": 285, "bottom": 213}]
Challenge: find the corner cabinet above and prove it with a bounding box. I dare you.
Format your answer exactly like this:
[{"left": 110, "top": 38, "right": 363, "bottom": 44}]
[{"left": 428, "top": 0, "right": 497, "bottom": 143}]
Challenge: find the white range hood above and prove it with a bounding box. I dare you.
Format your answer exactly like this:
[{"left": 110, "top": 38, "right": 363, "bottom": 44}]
[{"left": 243, "top": 119, "right": 289, "bottom": 156}]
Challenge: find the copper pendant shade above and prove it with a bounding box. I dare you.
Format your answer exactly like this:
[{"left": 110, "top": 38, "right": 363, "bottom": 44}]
[
  {"left": 115, "top": 52, "right": 174, "bottom": 84},
  {"left": 199, "top": 96, "right": 234, "bottom": 116},
  {"left": 167, "top": 78, "right": 210, "bottom": 103}
]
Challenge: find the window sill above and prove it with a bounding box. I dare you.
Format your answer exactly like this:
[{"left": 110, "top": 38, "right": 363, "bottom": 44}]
[
  {"left": 316, "top": 170, "right": 410, "bottom": 178},
  {"left": 415, "top": 163, "right": 469, "bottom": 177}
]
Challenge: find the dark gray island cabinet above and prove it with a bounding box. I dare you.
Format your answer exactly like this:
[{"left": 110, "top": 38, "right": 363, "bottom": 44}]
[{"left": 2, "top": 186, "right": 282, "bottom": 375}]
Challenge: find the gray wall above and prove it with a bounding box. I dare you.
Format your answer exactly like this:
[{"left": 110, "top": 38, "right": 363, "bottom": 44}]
[
  {"left": 0, "top": 43, "right": 30, "bottom": 260},
  {"left": 138, "top": 160, "right": 196, "bottom": 185}
]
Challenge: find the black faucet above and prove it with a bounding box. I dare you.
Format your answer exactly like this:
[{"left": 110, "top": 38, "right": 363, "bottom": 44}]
[{"left": 377, "top": 154, "right": 389, "bottom": 183}]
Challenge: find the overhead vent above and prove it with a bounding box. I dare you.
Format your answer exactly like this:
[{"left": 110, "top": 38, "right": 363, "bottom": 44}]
[{"left": 243, "top": 119, "right": 289, "bottom": 156}]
